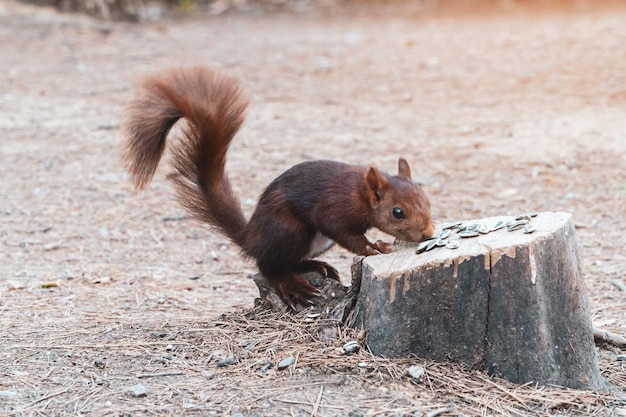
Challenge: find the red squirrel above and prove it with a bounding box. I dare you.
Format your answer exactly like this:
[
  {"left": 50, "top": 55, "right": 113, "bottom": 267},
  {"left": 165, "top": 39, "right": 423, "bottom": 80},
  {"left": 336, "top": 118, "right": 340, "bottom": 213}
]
[{"left": 122, "top": 66, "right": 435, "bottom": 308}]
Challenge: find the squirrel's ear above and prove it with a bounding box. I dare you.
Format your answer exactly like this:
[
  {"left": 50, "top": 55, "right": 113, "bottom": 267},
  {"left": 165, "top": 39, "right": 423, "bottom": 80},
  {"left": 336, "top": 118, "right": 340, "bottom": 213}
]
[
  {"left": 365, "top": 166, "right": 388, "bottom": 205},
  {"left": 398, "top": 158, "right": 412, "bottom": 180}
]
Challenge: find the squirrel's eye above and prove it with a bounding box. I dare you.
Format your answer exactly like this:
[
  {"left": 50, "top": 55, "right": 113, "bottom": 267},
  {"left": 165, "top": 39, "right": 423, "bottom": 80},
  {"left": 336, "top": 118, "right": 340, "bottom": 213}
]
[{"left": 392, "top": 207, "right": 405, "bottom": 219}]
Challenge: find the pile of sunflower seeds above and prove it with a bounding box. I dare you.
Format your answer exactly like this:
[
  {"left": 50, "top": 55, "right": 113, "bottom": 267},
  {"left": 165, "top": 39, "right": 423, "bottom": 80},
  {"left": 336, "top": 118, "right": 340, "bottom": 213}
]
[{"left": 416, "top": 211, "right": 538, "bottom": 254}]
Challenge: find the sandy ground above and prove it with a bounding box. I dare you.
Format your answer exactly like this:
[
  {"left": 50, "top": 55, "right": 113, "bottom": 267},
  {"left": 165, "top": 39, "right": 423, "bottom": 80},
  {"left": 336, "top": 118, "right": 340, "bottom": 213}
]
[{"left": 1, "top": 0, "right": 625, "bottom": 415}]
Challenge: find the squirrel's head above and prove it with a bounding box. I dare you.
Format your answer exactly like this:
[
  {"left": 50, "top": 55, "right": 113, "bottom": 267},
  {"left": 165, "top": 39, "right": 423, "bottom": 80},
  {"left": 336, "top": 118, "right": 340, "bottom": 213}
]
[{"left": 365, "top": 158, "right": 435, "bottom": 243}]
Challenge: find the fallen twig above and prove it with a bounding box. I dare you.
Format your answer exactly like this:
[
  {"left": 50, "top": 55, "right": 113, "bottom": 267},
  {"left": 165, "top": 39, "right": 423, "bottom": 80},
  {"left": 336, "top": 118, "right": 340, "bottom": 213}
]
[
  {"left": 136, "top": 371, "right": 184, "bottom": 378},
  {"left": 593, "top": 327, "right": 626, "bottom": 347}
]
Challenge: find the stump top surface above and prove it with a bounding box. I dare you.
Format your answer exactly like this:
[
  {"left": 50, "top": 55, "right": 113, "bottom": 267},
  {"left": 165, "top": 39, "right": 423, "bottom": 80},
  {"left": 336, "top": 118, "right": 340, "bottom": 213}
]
[{"left": 365, "top": 211, "right": 573, "bottom": 275}]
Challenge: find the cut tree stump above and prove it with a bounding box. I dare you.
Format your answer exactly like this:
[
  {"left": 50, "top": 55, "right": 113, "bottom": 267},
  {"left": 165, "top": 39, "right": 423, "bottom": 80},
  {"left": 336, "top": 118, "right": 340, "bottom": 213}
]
[
  {"left": 347, "top": 211, "right": 603, "bottom": 389},
  {"left": 251, "top": 211, "right": 604, "bottom": 389}
]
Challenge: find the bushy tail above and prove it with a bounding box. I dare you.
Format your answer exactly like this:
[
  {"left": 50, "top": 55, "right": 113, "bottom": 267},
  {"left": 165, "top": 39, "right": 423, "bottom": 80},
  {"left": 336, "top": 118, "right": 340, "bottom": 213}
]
[{"left": 122, "top": 67, "right": 249, "bottom": 246}]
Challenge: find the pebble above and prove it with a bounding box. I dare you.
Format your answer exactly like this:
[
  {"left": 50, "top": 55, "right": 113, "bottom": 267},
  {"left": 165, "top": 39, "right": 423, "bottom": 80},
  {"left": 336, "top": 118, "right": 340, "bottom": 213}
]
[
  {"left": 129, "top": 383, "right": 148, "bottom": 397},
  {"left": 217, "top": 355, "right": 236, "bottom": 367},
  {"left": 277, "top": 357, "right": 296, "bottom": 370},
  {"left": 407, "top": 365, "right": 425, "bottom": 380}
]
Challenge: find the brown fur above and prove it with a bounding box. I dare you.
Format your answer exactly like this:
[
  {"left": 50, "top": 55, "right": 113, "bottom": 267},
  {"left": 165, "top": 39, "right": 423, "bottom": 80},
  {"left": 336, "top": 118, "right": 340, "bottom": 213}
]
[{"left": 122, "top": 66, "right": 435, "bottom": 308}]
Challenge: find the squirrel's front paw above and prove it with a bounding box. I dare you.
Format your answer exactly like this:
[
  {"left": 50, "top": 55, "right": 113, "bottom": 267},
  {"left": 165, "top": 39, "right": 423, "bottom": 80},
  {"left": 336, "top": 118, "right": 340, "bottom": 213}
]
[
  {"left": 374, "top": 240, "right": 394, "bottom": 254},
  {"left": 366, "top": 240, "right": 394, "bottom": 255}
]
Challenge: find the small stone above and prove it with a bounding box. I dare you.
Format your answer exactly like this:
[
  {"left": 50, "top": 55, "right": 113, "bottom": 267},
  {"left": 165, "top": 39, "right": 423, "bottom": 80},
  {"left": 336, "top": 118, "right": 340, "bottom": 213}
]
[
  {"left": 165, "top": 344, "right": 175, "bottom": 351},
  {"left": 407, "top": 365, "right": 425, "bottom": 380},
  {"left": 217, "top": 355, "right": 236, "bottom": 367},
  {"left": 277, "top": 357, "right": 296, "bottom": 370},
  {"left": 94, "top": 359, "right": 106, "bottom": 369},
  {"left": 244, "top": 340, "right": 258, "bottom": 350},
  {"left": 129, "top": 383, "right": 147, "bottom": 397}
]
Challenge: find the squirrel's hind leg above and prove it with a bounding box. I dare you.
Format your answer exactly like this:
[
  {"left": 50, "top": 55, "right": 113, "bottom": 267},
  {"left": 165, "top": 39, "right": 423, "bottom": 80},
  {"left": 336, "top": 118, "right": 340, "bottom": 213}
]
[{"left": 263, "top": 271, "right": 322, "bottom": 310}]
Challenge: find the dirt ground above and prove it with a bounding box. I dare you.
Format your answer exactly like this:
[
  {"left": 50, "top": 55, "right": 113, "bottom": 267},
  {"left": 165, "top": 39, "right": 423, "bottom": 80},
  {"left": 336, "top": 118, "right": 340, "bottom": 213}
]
[{"left": 1, "top": 0, "right": 626, "bottom": 415}]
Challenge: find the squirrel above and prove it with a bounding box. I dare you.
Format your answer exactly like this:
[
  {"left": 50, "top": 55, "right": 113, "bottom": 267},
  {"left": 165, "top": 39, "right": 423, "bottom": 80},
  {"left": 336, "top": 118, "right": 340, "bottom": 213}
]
[{"left": 122, "top": 66, "right": 435, "bottom": 309}]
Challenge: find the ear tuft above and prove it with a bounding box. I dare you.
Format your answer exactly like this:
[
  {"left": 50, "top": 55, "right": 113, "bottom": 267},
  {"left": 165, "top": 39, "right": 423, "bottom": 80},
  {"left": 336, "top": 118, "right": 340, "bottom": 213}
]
[
  {"left": 365, "top": 167, "right": 388, "bottom": 205},
  {"left": 398, "top": 158, "right": 412, "bottom": 179}
]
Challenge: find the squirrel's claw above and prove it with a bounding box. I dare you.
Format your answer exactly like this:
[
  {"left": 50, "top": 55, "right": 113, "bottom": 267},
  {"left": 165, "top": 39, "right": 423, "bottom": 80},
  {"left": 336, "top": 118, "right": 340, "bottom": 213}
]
[
  {"left": 271, "top": 272, "right": 322, "bottom": 310},
  {"left": 298, "top": 260, "right": 340, "bottom": 282}
]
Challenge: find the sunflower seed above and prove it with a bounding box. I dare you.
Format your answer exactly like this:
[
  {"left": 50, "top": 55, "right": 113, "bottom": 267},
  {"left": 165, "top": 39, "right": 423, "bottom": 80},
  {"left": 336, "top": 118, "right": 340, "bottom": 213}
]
[
  {"left": 342, "top": 341, "right": 360, "bottom": 354},
  {"left": 477, "top": 224, "right": 490, "bottom": 234},
  {"left": 304, "top": 313, "right": 320, "bottom": 323},
  {"left": 443, "top": 221, "right": 463, "bottom": 230},
  {"left": 523, "top": 224, "right": 536, "bottom": 234},
  {"left": 436, "top": 238, "right": 447, "bottom": 247},
  {"left": 445, "top": 240, "right": 460, "bottom": 249},
  {"left": 507, "top": 220, "right": 529, "bottom": 231},
  {"left": 516, "top": 211, "right": 538, "bottom": 220},
  {"left": 458, "top": 230, "right": 479, "bottom": 238},
  {"left": 462, "top": 223, "right": 480, "bottom": 232},
  {"left": 426, "top": 238, "right": 440, "bottom": 251},
  {"left": 416, "top": 239, "right": 433, "bottom": 253},
  {"left": 438, "top": 229, "right": 452, "bottom": 240},
  {"left": 490, "top": 220, "right": 505, "bottom": 232}
]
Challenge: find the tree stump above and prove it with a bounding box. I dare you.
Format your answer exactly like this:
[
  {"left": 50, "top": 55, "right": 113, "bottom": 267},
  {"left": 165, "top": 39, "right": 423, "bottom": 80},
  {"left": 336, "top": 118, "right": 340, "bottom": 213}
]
[
  {"left": 251, "top": 212, "right": 604, "bottom": 389},
  {"left": 347, "top": 212, "right": 604, "bottom": 389}
]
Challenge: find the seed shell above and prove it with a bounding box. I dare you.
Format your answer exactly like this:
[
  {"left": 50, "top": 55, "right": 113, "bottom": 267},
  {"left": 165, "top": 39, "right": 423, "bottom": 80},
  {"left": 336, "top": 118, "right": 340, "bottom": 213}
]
[{"left": 523, "top": 224, "right": 536, "bottom": 234}]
